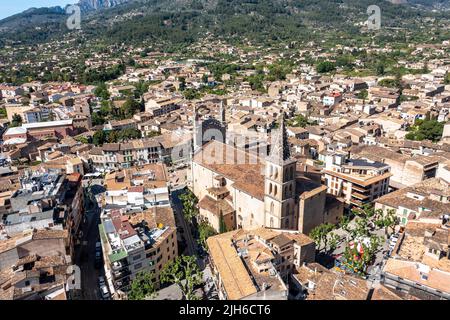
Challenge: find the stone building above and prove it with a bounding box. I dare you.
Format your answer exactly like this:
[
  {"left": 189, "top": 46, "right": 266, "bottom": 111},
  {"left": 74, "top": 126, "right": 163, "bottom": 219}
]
[{"left": 191, "top": 114, "right": 332, "bottom": 234}]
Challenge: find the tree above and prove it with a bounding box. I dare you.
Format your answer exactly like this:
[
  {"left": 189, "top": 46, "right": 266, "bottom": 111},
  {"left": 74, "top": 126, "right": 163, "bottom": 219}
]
[
  {"left": 10, "top": 114, "right": 23, "bottom": 127},
  {"left": 75, "top": 136, "right": 89, "bottom": 144},
  {"left": 128, "top": 271, "right": 157, "bottom": 300},
  {"left": 100, "top": 100, "right": 112, "bottom": 115},
  {"left": 120, "top": 98, "right": 141, "bottom": 119},
  {"left": 178, "top": 77, "right": 186, "bottom": 91},
  {"left": 118, "top": 128, "right": 142, "bottom": 141},
  {"left": 0, "top": 107, "right": 7, "bottom": 119},
  {"left": 316, "top": 61, "right": 336, "bottom": 73},
  {"left": 134, "top": 81, "right": 150, "bottom": 99},
  {"left": 183, "top": 88, "right": 202, "bottom": 100},
  {"left": 93, "top": 130, "right": 107, "bottom": 146},
  {"left": 375, "top": 209, "right": 398, "bottom": 236},
  {"left": 160, "top": 255, "right": 203, "bottom": 300},
  {"left": 327, "top": 233, "right": 341, "bottom": 253},
  {"left": 180, "top": 189, "right": 199, "bottom": 222},
  {"left": 92, "top": 112, "right": 106, "bottom": 126},
  {"left": 339, "top": 215, "right": 351, "bottom": 233},
  {"left": 376, "top": 63, "right": 385, "bottom": 76},
  {"left": 197, "top": 221, "right": 217, "bottom": 249},
  {"left": 219, "top": 213, "right": 228, "bottom": 234},
  {"left": 310, "top": 223, "right": 335, "bottom": 251},
  {"left": 378, "top": 78, "right": 400, "bottom": 89},
  {"left": 405, "top": 119, "right": 444, "bottom": 142},
  {"left": 94, "top": 83, "right": 110, "bottom": 100},
  {"left": 357, "top": 89, "right": 368, "bottom": 100},
  {"left": 287, "top": 114, "right": 309, "bottom": 128},
  {"left": 445, "top": 72, "right": 450, "bottom": 84}
]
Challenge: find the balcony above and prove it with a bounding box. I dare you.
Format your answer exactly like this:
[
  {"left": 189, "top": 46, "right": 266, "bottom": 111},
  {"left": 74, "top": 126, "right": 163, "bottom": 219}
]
[
  {"left": 351, "top": 184, "right": 370, "bottom": 193},
  {"left": 349, "top": 198, "right": 369, "bottom": 208},
  {"left": 351, "top": 191, "right": 370, "bottom": 200},
  {"left": 114, "top": 278, "right": 130, "bottom": 290},
  {"left": 113, "top": 269, "right": 131, "bottom": 280},
  {"left": 111, "top": 261, "right": 128, "bottom": 272}
]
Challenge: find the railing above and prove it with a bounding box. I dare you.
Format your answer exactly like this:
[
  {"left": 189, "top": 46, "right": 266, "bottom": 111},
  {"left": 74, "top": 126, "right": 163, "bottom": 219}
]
[
  {"left": 113, "top": 269, "right": 131, "bottom": 279},
  {"left": 351, "top": 191, "right": 370, "bottom": 200}
]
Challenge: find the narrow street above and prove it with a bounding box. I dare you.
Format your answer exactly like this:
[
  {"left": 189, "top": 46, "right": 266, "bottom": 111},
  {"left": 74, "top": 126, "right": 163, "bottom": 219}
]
[
  {"left": 169, "top": 187, "right": 216, "bottom": 299},
  {"left": 74, "top": 184, "right": 103, "bottom": 300},
  {"left": 170, "top": 188, "right": 197, "bottom": 257}
]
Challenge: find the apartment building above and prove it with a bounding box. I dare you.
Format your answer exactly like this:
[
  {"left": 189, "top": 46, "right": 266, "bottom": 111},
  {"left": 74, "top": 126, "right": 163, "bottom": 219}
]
[
  {"left": 323, "top": 152, "right": 391, "bottom": 208},
  {"left": 3, "top": 170, "right": 84, "bottom": 257},
  {"left": 351, "top": 145, "right": 439, "bottom": 189},
  {"left": 0, "top": 229, "right": 73, "bottom": 300},
  {"left": 22, "top": 120, "right": 74, "bottom": 140},
  {"left": 206, "top": 227, "right": 315, "bottom": 300},
  {"left": 375, "top": 178, "right": 449, "bottom": 227},
  {"left": 88, "top": 134, "right": 191, "bottom": 171},
  {"left": 145, "top": 97, "right": 181, "bottom": 117},
  {"left": 381, "top": 219, "right": 450, "bottom": 300},
  {"left": 99, "top": 206, "right": 178, "bottom": 298},
  {"left": 103, "top": 163, "right": 170, "bottom": 209}
]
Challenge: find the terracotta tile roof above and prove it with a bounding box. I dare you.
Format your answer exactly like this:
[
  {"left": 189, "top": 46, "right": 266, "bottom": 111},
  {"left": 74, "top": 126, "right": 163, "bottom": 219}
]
[
  {"left": 307, "top": 271, "right": 370, "bottom": 300},
  {"left": 206, "top": 233, "right": 258, "bottom": 300},
  {"left": 383, "top": 258, "right": 450, "bottom": 294},
  {"left": 198, "top": 195, "right": 234, "bottom": 217},
  {"left": 32, "top": 229, "right": 68, "bottom": 241},
  {"left": 194, "top": 140, "right": 266, "bottom": 200},
  {"left": 371, "top": 285, "right": 404, "bottom": 300}
]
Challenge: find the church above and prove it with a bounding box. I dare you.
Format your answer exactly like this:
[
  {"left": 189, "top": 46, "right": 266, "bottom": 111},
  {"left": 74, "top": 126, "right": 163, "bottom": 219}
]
[{"left": 190, "top": 105, "right": 337, "bottom": 234}]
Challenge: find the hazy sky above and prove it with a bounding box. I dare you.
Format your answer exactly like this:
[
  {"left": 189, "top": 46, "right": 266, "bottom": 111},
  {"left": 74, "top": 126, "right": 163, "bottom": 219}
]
[{"left": 0, "top": 1, "right": 75, "bottom": 20}]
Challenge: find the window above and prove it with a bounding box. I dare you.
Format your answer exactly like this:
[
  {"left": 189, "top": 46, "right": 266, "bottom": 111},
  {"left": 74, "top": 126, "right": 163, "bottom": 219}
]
[
  {"left": 270, "top": 217, "right": 274, "bottom": 228},
  {"left": 133, "top": 254, "right": 141, "bottom": 261},
  {"left": 134, "top": 263, "right": 142, "bottom": 270}
]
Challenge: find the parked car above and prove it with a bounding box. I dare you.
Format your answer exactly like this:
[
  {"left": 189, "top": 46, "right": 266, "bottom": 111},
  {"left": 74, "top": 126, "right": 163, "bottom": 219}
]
[
  {"left": 98, "top": 276, "right": 105, "bottom": 287},
  {"left": 95, "top": 242, "right": 102, "bottom": 250},
  {"left": 95, "top": 252, "right": 103, "bottom": 269},
  {"left": 100, "top": 285, "right": 110, "bottom": 300},
  {"left": 389, "top": 237, "right": 398, "bottom": 246}
]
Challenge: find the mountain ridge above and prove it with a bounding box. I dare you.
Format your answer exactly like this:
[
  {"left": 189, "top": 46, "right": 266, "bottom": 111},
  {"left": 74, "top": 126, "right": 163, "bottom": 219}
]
[
  {"left": 0, "top": 0, "right": 449, "bottom": 48},
  {"left": 77, "top": 0, "right": 131, "bottom": 12}
]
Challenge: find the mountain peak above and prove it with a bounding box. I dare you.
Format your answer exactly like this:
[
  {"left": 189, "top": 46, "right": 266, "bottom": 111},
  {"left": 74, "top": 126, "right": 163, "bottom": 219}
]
[{"left": 77, "top": 0, "right": 131, "bottom": 12}]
